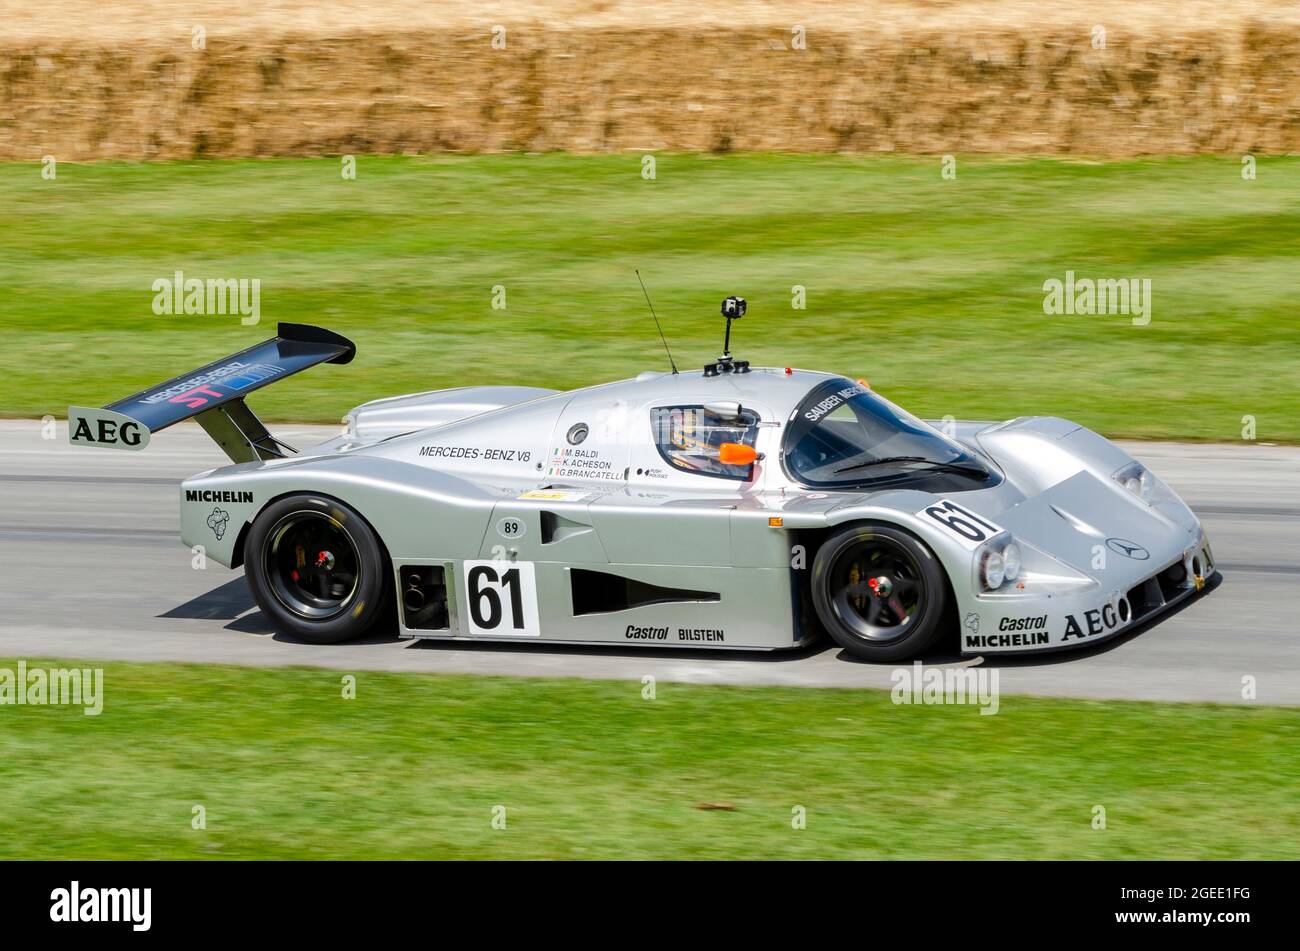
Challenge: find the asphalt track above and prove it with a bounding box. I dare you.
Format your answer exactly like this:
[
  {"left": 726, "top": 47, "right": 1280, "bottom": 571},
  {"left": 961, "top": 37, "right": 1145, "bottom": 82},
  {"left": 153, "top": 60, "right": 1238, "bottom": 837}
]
[{"left": 0, "top": 420, "right": 1295, "bottom": 703}]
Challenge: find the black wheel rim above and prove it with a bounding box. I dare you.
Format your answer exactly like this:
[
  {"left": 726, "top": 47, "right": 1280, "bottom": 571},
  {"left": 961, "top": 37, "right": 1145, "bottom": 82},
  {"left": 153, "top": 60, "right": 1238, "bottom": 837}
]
[
  {"left": 264, "top": 511, "right": 362, "bottom": 620},
  {"left": 828, "top": 536, "right": 925, "bottom": 642}
]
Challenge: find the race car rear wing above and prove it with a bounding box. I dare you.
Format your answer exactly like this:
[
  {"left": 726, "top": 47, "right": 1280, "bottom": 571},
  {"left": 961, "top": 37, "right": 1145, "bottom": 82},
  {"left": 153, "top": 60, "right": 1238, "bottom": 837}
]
[{"left": 68, "top": 323, "right": 355, "bottom": 463}]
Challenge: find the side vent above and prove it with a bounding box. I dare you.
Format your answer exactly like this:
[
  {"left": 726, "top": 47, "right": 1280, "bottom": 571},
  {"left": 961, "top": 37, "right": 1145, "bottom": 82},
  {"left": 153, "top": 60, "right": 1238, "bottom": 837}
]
[
  {"left": 570, "top": 568, "right": 719, "bottom": 616},
  {"left": 401, "top": 565, "right": 449, "bottom": 630},
  {"left": 541, "top": 510, "right": 595, "bottom": 545}
]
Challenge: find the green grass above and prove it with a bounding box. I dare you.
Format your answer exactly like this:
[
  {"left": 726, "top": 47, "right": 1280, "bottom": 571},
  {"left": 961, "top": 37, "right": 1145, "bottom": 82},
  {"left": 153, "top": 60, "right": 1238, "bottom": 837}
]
[
  {"left": 1, "top": 658, "right": 1296, "bottom": 859},
  {"left": 2, "top": 154, "right": 1298, "bottom": 440}
]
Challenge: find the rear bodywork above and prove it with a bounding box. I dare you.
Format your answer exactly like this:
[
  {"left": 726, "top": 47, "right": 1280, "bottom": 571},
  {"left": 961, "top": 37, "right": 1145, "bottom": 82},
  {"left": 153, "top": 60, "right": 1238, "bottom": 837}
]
[{"left": 157, "top": 340, "right": 1215, "bottom": 656}]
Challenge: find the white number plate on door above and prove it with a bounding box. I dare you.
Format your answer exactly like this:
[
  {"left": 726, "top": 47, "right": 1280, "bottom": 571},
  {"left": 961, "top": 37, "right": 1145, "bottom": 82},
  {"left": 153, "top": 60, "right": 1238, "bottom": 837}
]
[{"left": 462, "top": 560, "right": 541, "bottom": 637}]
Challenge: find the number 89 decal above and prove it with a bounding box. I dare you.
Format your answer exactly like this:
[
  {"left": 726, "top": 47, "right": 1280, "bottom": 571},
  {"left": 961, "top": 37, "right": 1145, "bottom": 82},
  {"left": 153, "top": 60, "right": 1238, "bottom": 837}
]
[
  {"left": 462, "top": 560, "right": 541, "bottom": 636},
  {"left": 917, "top": 499, "right": 1006, "bottom": 549}
]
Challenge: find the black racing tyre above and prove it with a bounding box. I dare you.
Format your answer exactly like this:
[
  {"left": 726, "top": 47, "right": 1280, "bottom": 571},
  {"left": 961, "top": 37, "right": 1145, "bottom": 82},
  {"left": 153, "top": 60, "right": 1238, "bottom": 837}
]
[
  {"left": 244, "top": 494, "right": 390, "bottom": 644},
  {"left": 810, "top": 522, "right": 948, "bottom": 662}
]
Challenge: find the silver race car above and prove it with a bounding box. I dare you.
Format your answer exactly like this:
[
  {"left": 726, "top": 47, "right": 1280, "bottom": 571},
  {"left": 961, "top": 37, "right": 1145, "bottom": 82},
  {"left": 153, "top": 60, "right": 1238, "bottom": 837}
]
[{"left": 69, "top": 303, "right": 1217, "bottom": 661}]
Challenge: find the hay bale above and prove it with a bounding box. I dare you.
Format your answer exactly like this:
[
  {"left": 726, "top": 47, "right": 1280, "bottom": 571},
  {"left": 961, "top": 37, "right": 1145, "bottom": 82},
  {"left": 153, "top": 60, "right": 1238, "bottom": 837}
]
[{"left": 3, "top": 5, "right": 1298, "bottom": 158}]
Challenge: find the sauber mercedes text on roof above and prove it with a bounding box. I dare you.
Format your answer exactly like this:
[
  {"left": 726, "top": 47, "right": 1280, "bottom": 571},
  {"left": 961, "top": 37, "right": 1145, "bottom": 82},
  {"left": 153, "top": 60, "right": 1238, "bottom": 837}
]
[{"left": 68, "top": 303, "right": 1217, "bottom": 661}]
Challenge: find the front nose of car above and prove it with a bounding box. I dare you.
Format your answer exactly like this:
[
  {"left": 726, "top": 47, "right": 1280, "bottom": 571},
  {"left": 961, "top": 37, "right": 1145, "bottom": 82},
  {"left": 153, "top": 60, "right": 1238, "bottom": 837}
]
[{"left": 997, "top": 469, "right": 1201, "bottom": 584}]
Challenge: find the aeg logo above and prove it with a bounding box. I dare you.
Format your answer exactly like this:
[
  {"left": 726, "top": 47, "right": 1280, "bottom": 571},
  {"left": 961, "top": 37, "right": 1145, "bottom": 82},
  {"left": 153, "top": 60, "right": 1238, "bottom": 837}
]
[
  {"left": 68, "top": 407, "right": 150, "bottom": 451},
  {"left": 71, "top": 417, "right": 144, "bottom": 447},
  {"left": 1062, "top": 600, "right": 1127, "bottom": 641}
]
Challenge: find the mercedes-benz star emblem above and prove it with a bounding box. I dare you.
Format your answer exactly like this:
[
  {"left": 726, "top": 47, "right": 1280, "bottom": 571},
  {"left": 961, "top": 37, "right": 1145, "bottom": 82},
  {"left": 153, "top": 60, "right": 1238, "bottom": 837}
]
[{"left": 1105, "top": 537, "right": 1150, "bottom": 560}]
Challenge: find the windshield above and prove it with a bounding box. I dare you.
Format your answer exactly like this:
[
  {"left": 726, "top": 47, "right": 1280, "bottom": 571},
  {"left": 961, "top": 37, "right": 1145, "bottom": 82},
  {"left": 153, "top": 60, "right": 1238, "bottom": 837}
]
[{"left": 783, "top": 379, "right": 993, "bottom": 488}]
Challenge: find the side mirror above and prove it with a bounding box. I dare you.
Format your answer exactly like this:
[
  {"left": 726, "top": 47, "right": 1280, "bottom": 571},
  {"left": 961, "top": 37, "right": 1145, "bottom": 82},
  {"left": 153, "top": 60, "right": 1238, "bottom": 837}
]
[{"left": 718, "top": 442, "right": 758, "bottom": 466}]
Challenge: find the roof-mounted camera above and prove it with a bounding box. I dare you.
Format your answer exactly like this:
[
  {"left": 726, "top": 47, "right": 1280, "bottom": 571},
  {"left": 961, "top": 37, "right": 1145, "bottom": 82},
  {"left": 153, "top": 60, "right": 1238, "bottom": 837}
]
[{"left": 704, "top": 296, "right": 751, "bottom": 377}]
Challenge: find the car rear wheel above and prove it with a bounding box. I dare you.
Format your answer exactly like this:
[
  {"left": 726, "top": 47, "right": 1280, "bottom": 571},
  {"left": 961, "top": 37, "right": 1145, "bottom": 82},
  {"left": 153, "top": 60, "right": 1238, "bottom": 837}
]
[
  {"left": 811, "top": 522, "right": 948, "bottom": 662},
  {"left": 244, "top": 494, "right": 389, "bottom": 644}
]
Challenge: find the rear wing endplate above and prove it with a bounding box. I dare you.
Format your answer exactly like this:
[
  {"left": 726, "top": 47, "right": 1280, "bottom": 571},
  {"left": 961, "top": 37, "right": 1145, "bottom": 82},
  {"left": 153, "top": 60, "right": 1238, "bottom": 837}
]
[{"left": 69, "top": 323, "right": 355, "bottom": 463}]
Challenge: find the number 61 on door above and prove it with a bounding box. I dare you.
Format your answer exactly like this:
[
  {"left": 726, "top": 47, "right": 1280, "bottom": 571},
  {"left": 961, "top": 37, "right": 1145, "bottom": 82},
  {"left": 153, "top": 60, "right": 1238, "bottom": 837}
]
[{"left": 461, "top": 560, "right": 541, "bottom": 636}]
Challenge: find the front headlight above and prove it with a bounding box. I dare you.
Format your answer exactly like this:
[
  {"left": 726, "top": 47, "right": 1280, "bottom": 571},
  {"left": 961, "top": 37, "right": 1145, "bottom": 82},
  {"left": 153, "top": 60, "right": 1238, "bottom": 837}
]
[
  {"left": 980, "top": 548, "right": 1005, "bottom": 589},
  {"left": 1001, "top": 542, "right": 1021, "bottom": 582},
  {"left": 1114, "top": 461, "right": 1174, "bottom": 506},
  {"left": 977, "top": 536, "right": 1095, "bottom": 596},
  {"left": 979, "top": 541, "right": 1021, "bottom": 590}
]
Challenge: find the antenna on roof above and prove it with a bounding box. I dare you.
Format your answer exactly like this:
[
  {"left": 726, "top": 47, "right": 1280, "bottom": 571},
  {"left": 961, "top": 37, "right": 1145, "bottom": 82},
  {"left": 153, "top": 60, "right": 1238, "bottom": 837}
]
[{"left": 635, "top": 270, "right": 679, "bottom": 375}]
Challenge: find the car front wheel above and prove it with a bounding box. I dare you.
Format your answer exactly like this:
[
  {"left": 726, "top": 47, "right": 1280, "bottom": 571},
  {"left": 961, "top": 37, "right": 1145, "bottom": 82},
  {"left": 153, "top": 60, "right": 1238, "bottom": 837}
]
[
  {"left": 810, "top": 522, "right": 949, "bottom": 662},
  {"left": 244, "top": 494, "right": 389, "bottom": 643}
]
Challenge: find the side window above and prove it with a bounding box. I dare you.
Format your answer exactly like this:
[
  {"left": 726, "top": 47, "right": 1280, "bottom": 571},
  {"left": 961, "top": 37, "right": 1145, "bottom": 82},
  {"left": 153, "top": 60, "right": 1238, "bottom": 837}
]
[{"left": 650, "top": 405, "right": 760, "bottom": 480}]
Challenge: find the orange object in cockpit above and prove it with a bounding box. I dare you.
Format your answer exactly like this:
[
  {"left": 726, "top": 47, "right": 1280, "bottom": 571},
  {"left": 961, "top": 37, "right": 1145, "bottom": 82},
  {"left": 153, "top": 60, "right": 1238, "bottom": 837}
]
[{"left": 718, "top": 442, "right": 758, "bottom": 465}]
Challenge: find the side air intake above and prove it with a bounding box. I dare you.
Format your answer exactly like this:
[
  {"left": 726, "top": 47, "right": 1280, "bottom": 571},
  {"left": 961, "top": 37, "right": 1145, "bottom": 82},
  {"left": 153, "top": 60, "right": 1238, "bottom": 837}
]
[{"left": 570, "top": 569, "right": 719, "bottom": 616}]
